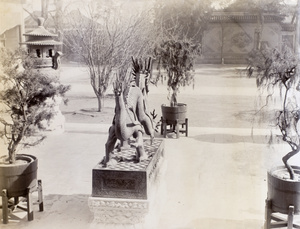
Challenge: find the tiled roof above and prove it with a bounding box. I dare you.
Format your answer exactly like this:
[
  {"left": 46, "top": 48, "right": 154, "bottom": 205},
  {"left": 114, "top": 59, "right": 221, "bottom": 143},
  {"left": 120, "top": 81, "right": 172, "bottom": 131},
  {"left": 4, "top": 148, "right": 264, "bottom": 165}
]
[
  {"left": 210, "top": 15, "right": 256, "bottom": 22},
  {"left": 21, "top": 40, "right": 62, "bottom": 45},
  {"left": 281, "top": 23, "right": 296, "bottom": 31},
  {"left": 210, "top": 12, "right": 285, "bottom": 23},
  {"left": 24, "top": 26, "right": 58, "bottom": 37}
]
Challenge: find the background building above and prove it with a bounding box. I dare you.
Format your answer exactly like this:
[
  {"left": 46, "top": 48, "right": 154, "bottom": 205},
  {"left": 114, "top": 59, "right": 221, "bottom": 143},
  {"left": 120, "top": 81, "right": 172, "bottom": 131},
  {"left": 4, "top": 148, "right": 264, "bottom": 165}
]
[
  {"left": 0, "top": 0, "right": 27, "bottom": 50},
  {"left": 199, "top": 11, "right": 296, "bottom": 64}
]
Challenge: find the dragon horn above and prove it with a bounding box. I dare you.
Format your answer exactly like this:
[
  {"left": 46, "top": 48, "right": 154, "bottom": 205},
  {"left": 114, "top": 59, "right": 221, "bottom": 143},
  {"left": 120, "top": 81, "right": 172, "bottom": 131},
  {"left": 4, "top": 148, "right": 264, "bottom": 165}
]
[
  {"left": 132, "top": 56, "right": 140, "bottom": 73},
  {"left": 138, "top": 58, "right": 142, "bottom": 71}
]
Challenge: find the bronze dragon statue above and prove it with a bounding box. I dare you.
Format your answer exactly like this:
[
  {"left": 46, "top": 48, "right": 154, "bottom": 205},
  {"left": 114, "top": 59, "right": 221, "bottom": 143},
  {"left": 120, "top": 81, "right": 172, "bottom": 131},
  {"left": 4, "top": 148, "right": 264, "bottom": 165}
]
[{"left": 102, "top": 57, "right": 156, "bottom": 167}]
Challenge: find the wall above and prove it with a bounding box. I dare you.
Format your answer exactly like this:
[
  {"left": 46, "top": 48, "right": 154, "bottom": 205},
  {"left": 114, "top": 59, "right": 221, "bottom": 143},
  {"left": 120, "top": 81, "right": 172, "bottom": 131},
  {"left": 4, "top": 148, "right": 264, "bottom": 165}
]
[
  {"left": 0, "top": 0, "right": 26, "bottom": 50},
  {"left": 0, "top": 25, "right": 22, "bottom": 50},
  {"left": 200, "top": 19, "right": 293, "bottom": 64}
]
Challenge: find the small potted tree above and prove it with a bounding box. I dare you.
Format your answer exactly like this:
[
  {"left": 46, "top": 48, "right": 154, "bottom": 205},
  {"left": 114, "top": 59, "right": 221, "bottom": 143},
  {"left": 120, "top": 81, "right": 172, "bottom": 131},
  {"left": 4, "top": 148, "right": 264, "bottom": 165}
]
[
  {"left": 0, "top": 47, "right": 69, "bottom": 220},
  {"left": 153, "top": 39, "right": 201, "bottom": 137},
  {"left": 247, "top": 45, "right": 300, "bottom": 221}
]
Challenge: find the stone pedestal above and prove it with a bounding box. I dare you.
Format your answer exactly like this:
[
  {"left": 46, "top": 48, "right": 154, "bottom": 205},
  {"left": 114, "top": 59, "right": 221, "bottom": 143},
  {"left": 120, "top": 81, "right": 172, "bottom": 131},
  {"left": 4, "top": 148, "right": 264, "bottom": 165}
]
[{"left": 88, "top": 138, "right": 165, "bottom": 225}]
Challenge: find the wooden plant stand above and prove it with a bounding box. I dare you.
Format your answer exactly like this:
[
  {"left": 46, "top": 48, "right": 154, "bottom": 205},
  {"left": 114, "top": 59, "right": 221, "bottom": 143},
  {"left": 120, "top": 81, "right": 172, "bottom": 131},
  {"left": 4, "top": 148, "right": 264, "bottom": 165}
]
[
  {"left": 265, "top": 199, "right": 300, "bottom": 229},
  {"left": 160, "top": 117, "right": 188, "bottom": 138},
  {"left": 1, "top": 180, "right": 43, "bottom": 224}
]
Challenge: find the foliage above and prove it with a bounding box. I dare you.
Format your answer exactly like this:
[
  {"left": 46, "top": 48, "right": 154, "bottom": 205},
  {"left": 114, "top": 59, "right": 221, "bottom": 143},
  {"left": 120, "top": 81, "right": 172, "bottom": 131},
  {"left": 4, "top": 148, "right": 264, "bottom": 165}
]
[
  {"left": 224, "top": 0, "right": 289, "bottom": 13},
  {"left": 0, "top": 47, "right": 70, "bottom": 164},
  {"left": 63, "top": 1, "right": 157, "bottom": 112},
  {"left": 247, "top": 45, "right": 300, "bottom": 180},
  {"left": 151, "top": 0, "right": 209, "bottom": 106},
  {"left": 153, "top": 39, "right": 201, "bottom": 106},
  {"left": 153, "top": 0, "right": 212, "bottom": 42}
]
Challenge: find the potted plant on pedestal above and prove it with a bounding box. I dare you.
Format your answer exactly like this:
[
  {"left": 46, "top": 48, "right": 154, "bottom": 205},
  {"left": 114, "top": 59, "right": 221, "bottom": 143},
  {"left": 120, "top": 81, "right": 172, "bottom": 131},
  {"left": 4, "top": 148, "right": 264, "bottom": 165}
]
[
  {"left": 0, "top": 47, "right": 69, "bottom": 223},
  {"left": 247, "top": 45, "right": 300, "bottom": 228},
  {"left": 153, "top": 39, "right": 201, "bottom": 138}
]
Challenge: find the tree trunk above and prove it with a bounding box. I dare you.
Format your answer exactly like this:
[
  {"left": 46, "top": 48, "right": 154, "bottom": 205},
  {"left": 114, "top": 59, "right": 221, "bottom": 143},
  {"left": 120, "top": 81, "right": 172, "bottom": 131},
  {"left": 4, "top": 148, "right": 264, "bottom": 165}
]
[
  {"left": 255, "top": 10, "right": 264, "bottom": 50},
  {"left": 170, "top": 88, "right": 178, "bottom": 107},
  {"left": 41, "top": 0, "right": 49, "bottom": 21},
  {"left": 97, "top": 96, "right": 102, "bottom": 112},
  {"left": 54, "top": 0, "right": 63, "bottom": 52},
  {"left": 221, "top": 22, "right": 224, "bottom": 64},
  {"left": 295, "top": 0, "right": 300, "bottom": 53},
  {"left": 282, "top": 147, "right": 300, "bottom": 180},
  {"left": 8, "top": 142, "right": 17, "bottom": 164}
]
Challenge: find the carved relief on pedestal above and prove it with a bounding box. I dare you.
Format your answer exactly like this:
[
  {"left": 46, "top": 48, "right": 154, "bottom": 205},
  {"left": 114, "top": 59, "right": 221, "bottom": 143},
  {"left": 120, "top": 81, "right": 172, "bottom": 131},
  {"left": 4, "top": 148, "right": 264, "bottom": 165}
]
[
  {"left": 89, "top": 138, "right": 164, "bottom": 225},
  {"left": 92, "top": 139, "right": 164, "bottom": 200},
  {"left": 88, "top": 197, "right": 149, "bottom": 224}
]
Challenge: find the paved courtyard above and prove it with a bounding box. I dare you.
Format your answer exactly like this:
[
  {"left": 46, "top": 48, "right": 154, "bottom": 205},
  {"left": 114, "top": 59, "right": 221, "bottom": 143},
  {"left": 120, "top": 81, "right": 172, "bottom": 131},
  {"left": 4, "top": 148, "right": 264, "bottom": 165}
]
[{"left": 2, "top": 64, "right": 300, "bottom": 229}]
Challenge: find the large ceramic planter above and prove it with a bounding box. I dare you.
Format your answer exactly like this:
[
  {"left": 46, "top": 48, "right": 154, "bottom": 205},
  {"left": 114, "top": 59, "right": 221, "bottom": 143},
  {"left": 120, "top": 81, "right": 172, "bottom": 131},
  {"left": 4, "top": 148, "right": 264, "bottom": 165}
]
[
  {"left": 161, "top": 103, "right": 187, "bottom": 123},
  {"left": 267, "top": 165, "right": 300, "bottom": 214},
  {"left": 161, "top": 103, "right": 188, "bottom": 138},
  {"left": 0, "top": 154, "right": 38, "bottom": 198}
]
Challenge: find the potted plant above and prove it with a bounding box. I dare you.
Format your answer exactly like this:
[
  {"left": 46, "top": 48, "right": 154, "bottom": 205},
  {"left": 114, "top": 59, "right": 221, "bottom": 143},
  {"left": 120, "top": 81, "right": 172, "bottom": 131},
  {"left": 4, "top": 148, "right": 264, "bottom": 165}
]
[
  {"left": 0, "top": 47, "right": 69, "bottom": 221},
  {"left": 247, "top": 45, "right": 300, "bottom": 220},
  {"left": 153, "top": 39, "right": 201, "bottom": 137}
]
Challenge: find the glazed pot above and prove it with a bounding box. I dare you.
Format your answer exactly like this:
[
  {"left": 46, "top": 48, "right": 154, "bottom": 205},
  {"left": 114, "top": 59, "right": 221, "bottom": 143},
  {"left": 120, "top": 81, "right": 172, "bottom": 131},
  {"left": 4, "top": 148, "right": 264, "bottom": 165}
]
[
  {"left": 161, "top": 103, "right": 187, "bottom": 124},
  {"left": 267, "top": 165, "right": 300, "bottom": 214},
  {"left": 0, "top": 154, "right": 38, "bottom": 198}
]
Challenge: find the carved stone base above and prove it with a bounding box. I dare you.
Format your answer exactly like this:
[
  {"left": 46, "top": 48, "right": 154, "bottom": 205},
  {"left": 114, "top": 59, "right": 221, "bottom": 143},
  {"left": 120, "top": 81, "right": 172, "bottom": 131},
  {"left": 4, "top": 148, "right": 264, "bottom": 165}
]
[
  {"left": 89, "top": 139, "right": 165, "bottom": 225},
  {"left": 88, "top": 197, "right": 149, "bottom": 224}
]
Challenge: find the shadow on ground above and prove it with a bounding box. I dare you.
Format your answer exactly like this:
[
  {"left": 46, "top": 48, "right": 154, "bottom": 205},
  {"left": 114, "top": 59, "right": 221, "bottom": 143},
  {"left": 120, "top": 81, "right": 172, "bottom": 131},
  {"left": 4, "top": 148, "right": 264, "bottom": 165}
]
[
  {"left": 2, "top": 194, "right": 93, "bottom": 229},
  {"left": 193, "top": 134, "right": 282, "bottom": 144},
  {"left": 185, "top": 218, "right": 263, "bottom": 229}
]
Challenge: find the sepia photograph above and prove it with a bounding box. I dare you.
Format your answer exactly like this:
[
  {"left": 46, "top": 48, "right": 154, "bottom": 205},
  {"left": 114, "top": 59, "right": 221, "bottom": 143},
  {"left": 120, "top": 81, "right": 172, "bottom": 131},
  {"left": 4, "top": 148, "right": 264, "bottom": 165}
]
[{"left": 0, "top": 0, "right": 300, "bottom": 228}]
